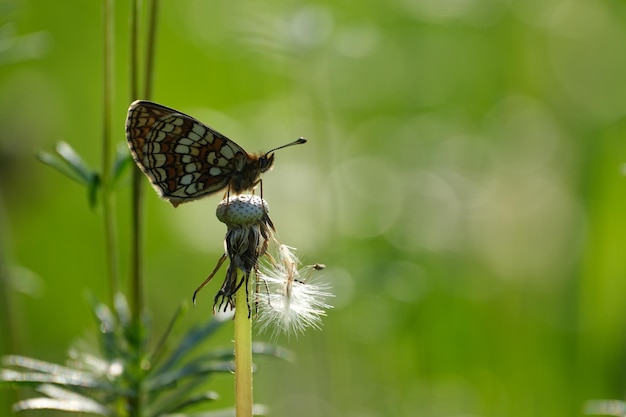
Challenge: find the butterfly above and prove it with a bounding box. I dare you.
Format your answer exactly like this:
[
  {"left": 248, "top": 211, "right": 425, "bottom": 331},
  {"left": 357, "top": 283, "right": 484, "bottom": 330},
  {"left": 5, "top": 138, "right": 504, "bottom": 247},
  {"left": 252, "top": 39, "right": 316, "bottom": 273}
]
[{"left": 125, "top": 100, "right": 306, "bottom": 207}]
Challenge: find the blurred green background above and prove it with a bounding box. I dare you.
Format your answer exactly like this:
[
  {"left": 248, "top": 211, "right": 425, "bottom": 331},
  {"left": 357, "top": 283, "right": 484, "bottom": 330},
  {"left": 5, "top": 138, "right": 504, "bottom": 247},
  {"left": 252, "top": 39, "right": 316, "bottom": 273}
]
[{"left": 3, "top": 0, "right": 626, "bottom": 416}]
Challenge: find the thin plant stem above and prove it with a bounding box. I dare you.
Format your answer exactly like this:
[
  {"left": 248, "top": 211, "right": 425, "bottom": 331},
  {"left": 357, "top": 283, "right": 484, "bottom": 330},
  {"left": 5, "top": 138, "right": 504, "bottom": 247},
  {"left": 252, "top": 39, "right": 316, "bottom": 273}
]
[
  {"left": 129, "top": 0, "right": 144, "bottom": 324},
  {"left": 130, "top": 0, "right": 140, "bottom": 100},
  {"left": 144, "top": 0, "right": 159, "bottom": 100},
  {"left": 0, "top": 198, "right": 18, "bottom": 411},
  {"left": 150, "top": 303, "right": 184, "bottom": 366},
  {"left": 102, "top": 0, "right": 120, "bottom": 306},
  {"left": 128, "top": 2, "right": 144, "bottom": 417},
  {"left": 234, "top": 269, "right": 253, "bottom": 417}
]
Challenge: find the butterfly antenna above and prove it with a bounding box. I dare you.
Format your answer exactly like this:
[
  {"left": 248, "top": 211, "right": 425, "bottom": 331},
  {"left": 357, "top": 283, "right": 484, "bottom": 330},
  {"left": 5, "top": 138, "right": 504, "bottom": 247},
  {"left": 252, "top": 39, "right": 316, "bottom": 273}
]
[{"left": 265, "top": 137, "right": 307, "bottom": 155}]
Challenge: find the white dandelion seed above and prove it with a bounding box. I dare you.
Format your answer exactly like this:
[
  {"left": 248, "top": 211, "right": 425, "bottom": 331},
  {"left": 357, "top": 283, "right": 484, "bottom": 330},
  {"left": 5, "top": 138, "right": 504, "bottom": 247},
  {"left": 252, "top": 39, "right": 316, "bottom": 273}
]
[{"left": 255, "top": 245, "right": 332, "bottom": 339}]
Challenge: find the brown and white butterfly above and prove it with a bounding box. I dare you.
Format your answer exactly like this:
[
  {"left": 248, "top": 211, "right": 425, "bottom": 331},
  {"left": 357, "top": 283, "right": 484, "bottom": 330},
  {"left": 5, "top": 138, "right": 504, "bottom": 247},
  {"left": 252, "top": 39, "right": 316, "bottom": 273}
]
[{"left": 125, "top": 100, "right": 306, "bottom": 207}]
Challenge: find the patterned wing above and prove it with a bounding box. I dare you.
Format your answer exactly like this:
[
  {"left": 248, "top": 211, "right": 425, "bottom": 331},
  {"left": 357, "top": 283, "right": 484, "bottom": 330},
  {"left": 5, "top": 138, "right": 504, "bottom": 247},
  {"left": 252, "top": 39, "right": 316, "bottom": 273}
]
[{"left": 126, "top": 100, "right": 252, "bottom": 207}]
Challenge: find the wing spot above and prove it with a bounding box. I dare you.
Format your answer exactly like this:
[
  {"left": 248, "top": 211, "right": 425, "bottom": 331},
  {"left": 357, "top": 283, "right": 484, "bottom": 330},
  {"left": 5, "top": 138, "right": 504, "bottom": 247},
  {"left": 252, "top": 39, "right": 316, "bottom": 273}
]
[
  {"left": 207, "top": 152, "right": 217, "bottom": 164},
  {"left": 185, "top": 163, "right": 198, "bottom": 173},
  {"left": 185, "top": 183, "right": 198, "bottom": 195},
  {"left": 188, "top": 131, "right": 201, "bottom": 142},
  {"left": 180, "top": 173, "right": 195, "bottom": 185},
  {"left": 192, "top": 123, "right": 206, "bottom": 136},
  {"left": 209, "top": 167, "right": 222, "bottom": 176},
  {"left": 220, "top": 145, "right": 235, "bottom": 159},
  {"left": 152, "top": 154, "right": 167, "bottom": 168},
  {"left": 175, "top": 144, "right": 190, "bottom": 154},
  {"left": 154, "top": 167, "right": 168, "bottom": 182}
]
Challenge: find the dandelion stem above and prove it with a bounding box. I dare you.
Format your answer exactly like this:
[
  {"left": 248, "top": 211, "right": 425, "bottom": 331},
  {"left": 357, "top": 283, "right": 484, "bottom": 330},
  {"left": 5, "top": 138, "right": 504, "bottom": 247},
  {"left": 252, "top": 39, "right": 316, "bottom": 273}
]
[{"left": 234, "top": 268, "right": 253, "bottom": 417}]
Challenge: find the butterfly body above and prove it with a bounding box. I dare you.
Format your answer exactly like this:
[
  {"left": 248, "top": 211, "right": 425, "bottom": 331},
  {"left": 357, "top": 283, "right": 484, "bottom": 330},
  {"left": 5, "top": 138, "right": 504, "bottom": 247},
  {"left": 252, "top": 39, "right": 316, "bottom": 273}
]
[{"left": 126, "top": 100, "right": 296, "bottom": 207}]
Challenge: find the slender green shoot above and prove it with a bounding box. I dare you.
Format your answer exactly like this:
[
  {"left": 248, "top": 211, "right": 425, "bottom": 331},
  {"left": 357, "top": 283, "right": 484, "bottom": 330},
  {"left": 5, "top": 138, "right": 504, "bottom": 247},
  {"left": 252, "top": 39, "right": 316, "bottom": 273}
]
[
  {"left": 102, "top": 0, "right": 120, "bottom": 306},
  {"left": 129, "top": 0, "right": 144, "bottom": 329}
]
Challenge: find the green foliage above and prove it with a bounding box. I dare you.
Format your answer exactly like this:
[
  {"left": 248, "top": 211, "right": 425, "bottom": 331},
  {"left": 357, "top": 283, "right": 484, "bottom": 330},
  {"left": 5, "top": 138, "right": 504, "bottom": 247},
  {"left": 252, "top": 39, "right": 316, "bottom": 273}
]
[
  {"left": 585, "top": 400, "right": 626, "bottom": 417},
  {"left": 0, "top": 294, "right": 286, "bottom": 416},
  {"left": 37, "top": 141, "right": 131, "bottom": 209}
]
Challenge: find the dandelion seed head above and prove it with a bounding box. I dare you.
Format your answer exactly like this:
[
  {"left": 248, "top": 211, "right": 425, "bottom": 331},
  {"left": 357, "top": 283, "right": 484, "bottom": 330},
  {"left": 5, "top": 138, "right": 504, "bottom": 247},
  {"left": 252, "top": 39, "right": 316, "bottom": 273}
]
[
  {"left": 195, "top": 194, "right": 274, "bottom": 313},
  {"left": 216, "top": 194, "right": 269, "bottom": 226}
]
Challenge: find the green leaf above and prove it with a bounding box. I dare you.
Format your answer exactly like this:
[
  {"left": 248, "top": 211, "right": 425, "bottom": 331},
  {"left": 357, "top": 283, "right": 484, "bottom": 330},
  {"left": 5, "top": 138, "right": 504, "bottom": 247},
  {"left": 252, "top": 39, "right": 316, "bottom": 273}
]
[
  {"left": 113, "top": 142, "right": 133, "bottom": 184},
  {"left": 584, "top": 400, "right": 626, "bottom": 416},
  {"left": 0, "top": 23, "right": 49, "bottom": 66},
  {"left": 146, "top": 361, "right": 233, "bottom": 392},
  {"left": 13, "top": 397, "right": 110, "bottom": 415},
  {"left": 54, "top": 141, "right": 96, "bottom": 185},
  {"left": 34, "top": 383, "right": 111, "bottom": 415},
  {"left": 87, "top": 296, "right": 124, "bottom": 359},
  {"left": 154, "top": 317, "right": 226, "bottom": 376},
  {"left": 0, "top": 368, "right": 99, "bottom": 389},
  {"left": 87, "top": 172, "right": 101, "bottom": 209},
  {"left": 37, "top": 141, "right": 101, "bottom": 207},
  {"left": 113, "top": 293, "right": 131, "bottom": 329},
  {"left": 151, "top": 303, "right": 187, "bottom": 369},
  {"left": 251, "top": 342, "right": 296, "bottom": 362},
  {"left": 37, "top": 150, "right": 87, "bottom": 185},
  {"left": 66, "top": 349, "right": 110, "bottom": 375},
  {"left": 158, "top": 391, "right": 220, "bottom": 415},
  {"left": 2, "top": 355, "right": 97, "bottom": 383}
]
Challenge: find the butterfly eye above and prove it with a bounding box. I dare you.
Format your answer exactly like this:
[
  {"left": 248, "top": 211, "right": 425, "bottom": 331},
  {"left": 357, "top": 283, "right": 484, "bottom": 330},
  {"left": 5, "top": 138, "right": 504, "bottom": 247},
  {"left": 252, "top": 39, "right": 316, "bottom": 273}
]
[{"left": 259, "top": 153, "right": 275, "bottom": 172}]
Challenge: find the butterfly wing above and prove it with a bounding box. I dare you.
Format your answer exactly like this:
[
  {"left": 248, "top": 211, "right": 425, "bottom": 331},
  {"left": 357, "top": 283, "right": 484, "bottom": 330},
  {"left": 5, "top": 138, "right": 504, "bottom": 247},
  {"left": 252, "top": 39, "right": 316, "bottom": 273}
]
[{"left": 126, "top": 100, "right": 252, "bottom": 207}]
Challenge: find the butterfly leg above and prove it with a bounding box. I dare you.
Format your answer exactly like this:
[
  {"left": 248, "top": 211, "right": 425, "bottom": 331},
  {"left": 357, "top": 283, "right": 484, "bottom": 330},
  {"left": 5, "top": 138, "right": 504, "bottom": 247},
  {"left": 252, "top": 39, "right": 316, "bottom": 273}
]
[
  {"left": 222, "top": 185, "right": 233, "bottom": 217},
  {"left": 250, "top": 178, "right": 263, "bottom": 198},
  {"left": 193, "top": 253, "right": 227, "bottom": 305}
]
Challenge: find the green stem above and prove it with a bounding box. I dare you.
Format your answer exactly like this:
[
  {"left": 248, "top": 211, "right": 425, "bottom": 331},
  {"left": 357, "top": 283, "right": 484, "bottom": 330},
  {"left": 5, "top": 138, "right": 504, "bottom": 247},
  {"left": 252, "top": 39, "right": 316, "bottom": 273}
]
[
  {"left": 128, "top": 2, "right": 144, "bottom": 417},
  {"left": 144, "top": 0, "right": 160, "bottom": 100},
  {"left": 102, "top": 0, "right": 120, "bottom": 306},
  {"left": 234, "top": 270, "right": 253, "bottom": 417},
  {"left": 130, "top": 0, "right": 140, "bottom": 100},
  {"left": 0, "top": 200, "right": 18, "bottom": 411},
  {"left": 129, "top": 0, "right": 144, "bottom": 324},
  {"left": 128, "top": 0, "right": 160, "bottom": 329}
]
